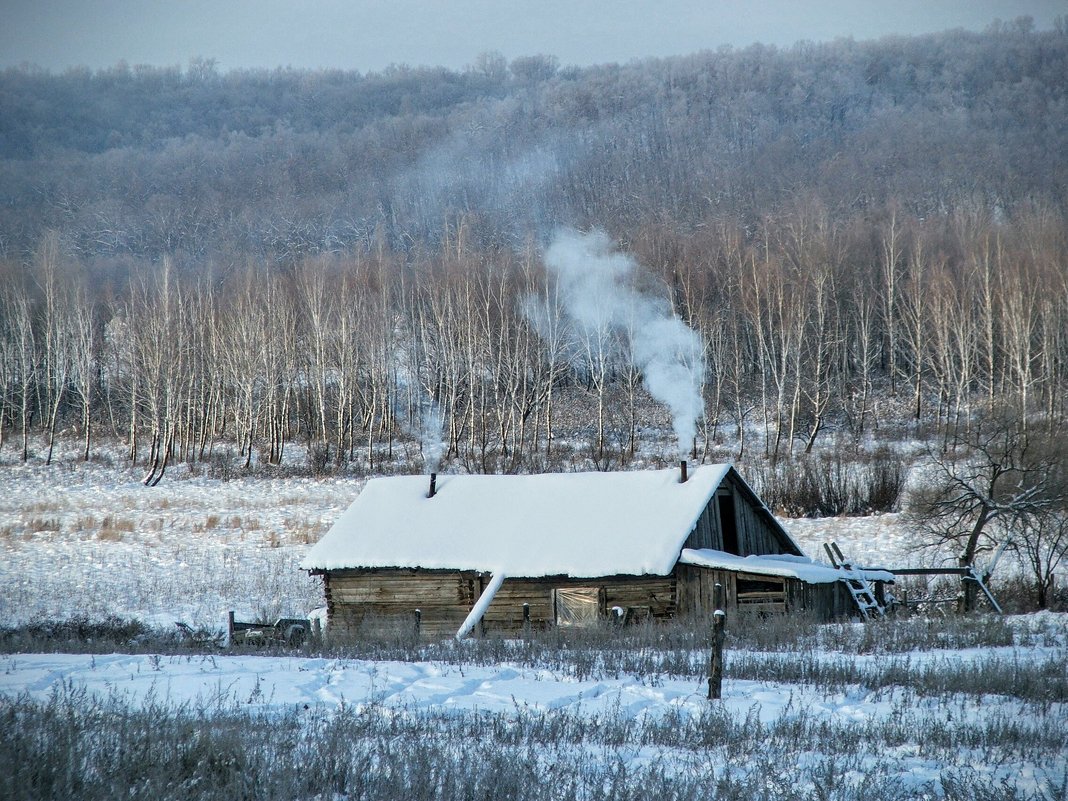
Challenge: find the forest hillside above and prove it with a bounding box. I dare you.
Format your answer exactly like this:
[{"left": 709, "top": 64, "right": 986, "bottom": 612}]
[{"left": 1, "top": 20, "right": 1066, "bottom": 478}]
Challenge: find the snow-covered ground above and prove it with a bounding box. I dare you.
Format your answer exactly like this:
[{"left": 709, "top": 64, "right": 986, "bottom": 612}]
[
  {"left": 1, "top": 640, "right": 1064, "bottom": 796},
  {"left": 2, "top": 447, "right": 1065, "bottom": 798},
  {"left": 785, "top": 513, "right": 930, "bottom": 569},
  {"left": 0, "top": 454, "right": 358, "bottom": 627},
  {"left": 0, "top": 451, "right": 941, "bottom": 628},
  {"left": 2, "top": 641, "right": 1059, "bottom": 720}
]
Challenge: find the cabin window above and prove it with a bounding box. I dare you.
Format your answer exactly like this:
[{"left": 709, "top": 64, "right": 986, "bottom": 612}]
[
  {"left": 736, "top": 576, "right": 787, "bottom": 615},
  {"left": 718, "top": 493, "right": 739, "bottom": 555},
  {"left": 552, "top": 587, "right": 603, "bottom": 628}
]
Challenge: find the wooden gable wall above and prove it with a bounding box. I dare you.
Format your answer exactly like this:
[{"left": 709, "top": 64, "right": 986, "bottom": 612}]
[
  {"left": 682, "top": 470, "right": 799, "bottom": 557},
  {"left": 675, "top": 563, "right": 852, "bottom": 620}
]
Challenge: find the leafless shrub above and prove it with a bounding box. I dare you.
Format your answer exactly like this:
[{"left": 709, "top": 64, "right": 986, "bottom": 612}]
[{"left": 752, "top": 449, "right": 907, "bottom": 518}]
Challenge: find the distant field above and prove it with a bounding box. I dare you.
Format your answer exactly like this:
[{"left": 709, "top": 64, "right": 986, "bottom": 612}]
[
  {"left": 0, "top": 437, "right": 1010, "bottom": 631},
  {"left": 1, "top": 445, "right": 1065, "bottom": 799},
  {"left": 0, "top": 442, "right": 944, "bottom": 630},
  {"left": 0, "top": 448, "right": 353, "bottom": 627}
]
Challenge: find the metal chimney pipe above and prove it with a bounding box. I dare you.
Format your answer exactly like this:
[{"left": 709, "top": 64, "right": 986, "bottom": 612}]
[
  {"left": 428, "top": 473, "right": 437, "bottom": 498},
  {"left": 680, "top": 460, "right": 688, "bottom": 483}
]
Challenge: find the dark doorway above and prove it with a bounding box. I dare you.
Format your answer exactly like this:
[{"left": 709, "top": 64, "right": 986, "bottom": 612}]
[{"left": 718, "top": 493, "right": 739, "bottom": 554}]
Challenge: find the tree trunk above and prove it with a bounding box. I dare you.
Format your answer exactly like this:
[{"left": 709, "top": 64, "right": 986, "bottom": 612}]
[{"left": 957, "top": 506, "right": 992, "bottom": 613}]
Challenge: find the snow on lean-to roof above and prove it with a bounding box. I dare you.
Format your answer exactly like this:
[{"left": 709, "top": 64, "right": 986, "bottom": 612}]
[
  {"left": 678, "top": 549, "right": 895, "bottom": 584},
  {"left": 301, "top": 465, "right": 736, "bottom": 577}
]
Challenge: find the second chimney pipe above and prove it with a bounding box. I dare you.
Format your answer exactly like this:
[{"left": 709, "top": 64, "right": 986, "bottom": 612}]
[
  {"left": 680, "top": 460, "right": 688, "bottom": 483},
  {"left": 429, "top": 473, "right": 437, "bottom": 498}
]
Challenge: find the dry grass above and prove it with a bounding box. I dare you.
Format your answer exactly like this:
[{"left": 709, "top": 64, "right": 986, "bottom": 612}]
[
  {"left": 192, "top": 514, "right": 223, "bottom": 533},
  {"left": 99, "top": 516, "right": 135, "bottom": 533},
  {"left": 231, "top": 515, "right": 261, "bottom": 531},
  {"left": 73, "top": 515, "right": 97, "bottom": 532},
  {"left": 22, "top": 501, "right": 66, "bottom": 514},
  {"left": 24, "top": 517, "right": 61, "bottom": 534},
  {"left": 284, "top": 516, "right": 326, "bottom": 545},
  {"left": 81, "top": 515, "right": 136, "bottom": 542}
]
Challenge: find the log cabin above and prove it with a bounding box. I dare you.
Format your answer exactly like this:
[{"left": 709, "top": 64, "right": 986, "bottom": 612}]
[{"left": 301, "top": 464, "right": 891, "bottom": 640}]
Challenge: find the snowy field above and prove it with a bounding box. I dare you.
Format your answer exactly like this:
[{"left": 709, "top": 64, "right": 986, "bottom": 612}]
[
  {"left": 2, "top": 623, "right": 1066, "bottom": 798},
  {"left": 0, "top": 454, "right": 353, "bottom": 627},
  {"left": 2, "top": 446, "right": 1065, "bottom": 799},
  {"left": 0, "top": 450, "right": 937, "bottom": 630}
]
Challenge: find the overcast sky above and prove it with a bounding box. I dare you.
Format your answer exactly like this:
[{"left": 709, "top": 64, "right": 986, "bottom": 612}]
[{"left": 2, "top": 0, "right": 1063, "bottom": 74}]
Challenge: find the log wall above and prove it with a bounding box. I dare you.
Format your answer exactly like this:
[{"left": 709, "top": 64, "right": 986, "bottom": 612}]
[
  {"left": 322, "top": 568, "right": 677, "bottom": 639},
  {"left": 324, "top": 564, "right": 862, "bottom": 640},
  {"left": 481, "top": 574, "right": 677, "bottom": 633},
  {"left": 324, "top": 568, "right": 478, "bottom": 640}
]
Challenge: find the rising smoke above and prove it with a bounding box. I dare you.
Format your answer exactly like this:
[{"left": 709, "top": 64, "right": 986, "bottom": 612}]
[
  {"left": 530, "top": 228, "right": 706, "bottom": 456},
  {"left": 419, "top": 398, "right": 446, "bottom": 472},
  {"left": 394, "top": 350, "right": 446, "bottom": 473}
]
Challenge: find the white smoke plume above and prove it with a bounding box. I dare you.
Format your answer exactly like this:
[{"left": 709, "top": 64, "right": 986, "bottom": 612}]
[
  {"left": 394, "top": 350, "right": 446, "bottom": 473},
  {"left": 419, "top": 398, "right": 446, "bottom": 473},
  {"left": 534, "top": 228, "right": 705, "bottom": 456}
]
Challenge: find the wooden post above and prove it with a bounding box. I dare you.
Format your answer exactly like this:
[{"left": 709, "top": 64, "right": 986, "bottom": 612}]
[
  {"left": 413, "top": 608, "right": 422, "bottom": 637},
  {"left": 227, "top": 610, "right": 235, "bottom": 648},
  {"left": 708, "top": 582, "right": 726, "bottom": 700},
  {"left": 522, "top": 603, "right": 530, "bottom": 635},
  {"left": 312, "top": 617, "right": 322, "bottom": 644}
]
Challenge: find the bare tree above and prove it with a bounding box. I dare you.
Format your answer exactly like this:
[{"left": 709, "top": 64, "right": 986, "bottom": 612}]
[
  {"left": 295, "top": 257, "right": 336, "bottom": 450},
  {"left": 1016, "top": 511, "right": 1068, "bottom": 609},
  {"left": 845, "top": 275, "right": 880, "bottom": 440},
  {"left": 37, "top": 235, "right": 73, "bottom": 465},
  {"left": 1, "top": 280, "right": 37, "bottom": 462},
  {"left": 67, "top": 272, "right": 98, "bottom": 461},
  {"left": 130, "top": 257, "right": 186, "bottom": 485},
  {"left": 881, "top": 210, "right": 903, "bottom": 396},
  {"left": 908, "top": 407, "right": 1068, "bottom": 611}
]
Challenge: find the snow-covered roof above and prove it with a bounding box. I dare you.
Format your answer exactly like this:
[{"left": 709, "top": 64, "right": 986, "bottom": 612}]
[
  {"left": 301, "top": 465, "right": 738, "bottom": 577},
  {"left": 679, "top": 549, "right": 895, "bottom": 584}
]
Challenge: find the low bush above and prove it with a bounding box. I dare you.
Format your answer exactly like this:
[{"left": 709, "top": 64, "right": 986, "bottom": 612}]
[
  {"left": 752, "top": 449, "right": 908, "bottom": 517},
  {"left": 0, "top": 616, "right": 150, "bottom": 652}
]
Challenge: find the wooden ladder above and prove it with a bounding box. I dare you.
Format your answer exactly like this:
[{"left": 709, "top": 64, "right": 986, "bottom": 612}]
[{"left": 823, "top": 542, "right": 886, "bottom": 620}]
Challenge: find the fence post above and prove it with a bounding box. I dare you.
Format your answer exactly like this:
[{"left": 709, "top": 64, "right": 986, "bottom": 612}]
[
  {"left": 414, "top": 608, "right": 422, "bottom": 637},
  {"left": 708, "top": 583, "right": 726, "bottom": 700},
  {"left": 227, "top": 610, "right": 235, "bottom": 648}
]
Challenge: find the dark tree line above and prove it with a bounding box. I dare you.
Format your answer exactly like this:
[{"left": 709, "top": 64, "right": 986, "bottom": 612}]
[
  {"left": 0, "top": 20, "right": 1066, "bottom": 480},
  {"left": 0, "top": 22, "right": 1065, "bottom": 262}
]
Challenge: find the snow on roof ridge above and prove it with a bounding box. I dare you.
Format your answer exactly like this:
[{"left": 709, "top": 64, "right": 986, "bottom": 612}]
[{"left": 301, "top": 464, "right": 733, "bottom": 577}]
